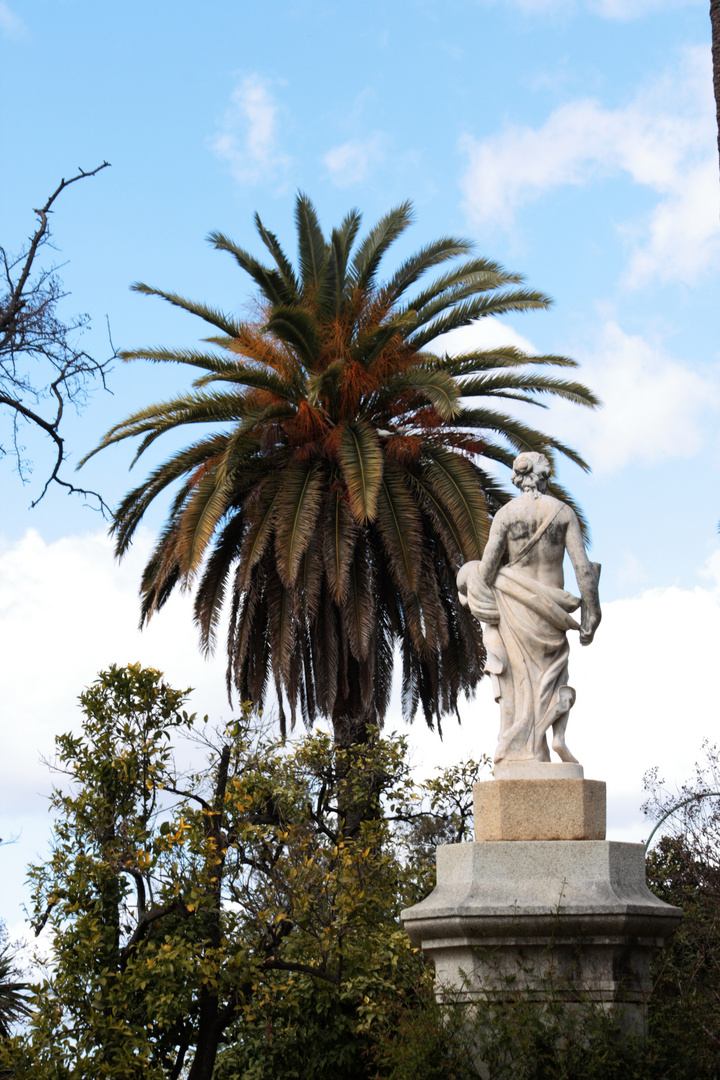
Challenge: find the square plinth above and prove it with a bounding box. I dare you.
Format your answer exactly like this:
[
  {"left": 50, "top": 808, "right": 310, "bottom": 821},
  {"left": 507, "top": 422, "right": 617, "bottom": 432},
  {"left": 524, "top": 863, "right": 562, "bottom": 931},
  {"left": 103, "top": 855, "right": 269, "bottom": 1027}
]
[{"left": 474, "top": 778, "right": 606, "bottom": 841}]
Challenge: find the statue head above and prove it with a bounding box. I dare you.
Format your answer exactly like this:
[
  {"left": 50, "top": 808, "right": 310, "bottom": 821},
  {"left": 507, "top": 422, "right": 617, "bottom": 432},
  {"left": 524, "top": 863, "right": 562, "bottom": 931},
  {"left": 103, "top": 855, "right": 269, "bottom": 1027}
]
[{"left": 511, "top": 452, "right": 551, "bottom": 497}]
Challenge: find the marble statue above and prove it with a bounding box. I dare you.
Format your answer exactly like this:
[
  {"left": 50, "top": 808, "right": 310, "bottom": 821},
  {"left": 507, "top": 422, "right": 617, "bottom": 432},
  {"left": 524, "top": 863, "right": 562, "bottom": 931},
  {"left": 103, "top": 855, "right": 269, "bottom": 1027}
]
[{"left": 457, "top": 452, "right": 601, "bottom": 769}]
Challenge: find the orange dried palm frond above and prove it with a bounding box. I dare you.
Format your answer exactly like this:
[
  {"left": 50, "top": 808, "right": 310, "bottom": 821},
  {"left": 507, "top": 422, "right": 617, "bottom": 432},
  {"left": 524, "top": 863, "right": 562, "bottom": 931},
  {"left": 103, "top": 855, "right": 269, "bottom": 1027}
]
[
  {"left": 284, "top": 400, "right": 329, "bottom": 445},
  {"left": 384, "top": 433, "right": 423, "bottom": 466},
  {"left": 339, "top": 359, "right": 380, "bottom": 417},
  {"left": 368, "top": 338, "right": 416, "bottom": 383},
  {"left": 406, "top": 405, "right": 445, "bottom": 430},
  {"left": 224, "top": 324, "right": 284, "bottom": 367}
]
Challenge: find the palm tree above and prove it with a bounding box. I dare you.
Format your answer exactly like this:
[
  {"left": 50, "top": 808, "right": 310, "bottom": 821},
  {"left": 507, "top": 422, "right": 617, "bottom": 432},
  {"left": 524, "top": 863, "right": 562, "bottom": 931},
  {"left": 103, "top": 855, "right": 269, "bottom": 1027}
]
[
  {"left": 0, "top": 941, "right": 29, "bottom": 1037},
  {"left": 83, "top": 197, "right": 598, "bottom": 747}
]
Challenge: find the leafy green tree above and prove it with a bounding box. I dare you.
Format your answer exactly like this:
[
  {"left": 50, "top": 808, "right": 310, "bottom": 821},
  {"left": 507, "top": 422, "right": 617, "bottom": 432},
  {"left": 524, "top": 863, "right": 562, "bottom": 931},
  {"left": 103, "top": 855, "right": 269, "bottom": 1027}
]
[
  {"left": 6, "top": 667, "right": 720, "bottom": 1079},
  {"left": 643, "top": 746, "right": 720, "bottom": 1073},
  {"left": 0, "top": 665, "right": 484, "bottom": 1080},
  {"left": 82, "top": 198, "right": 597, "bottom": 746}
]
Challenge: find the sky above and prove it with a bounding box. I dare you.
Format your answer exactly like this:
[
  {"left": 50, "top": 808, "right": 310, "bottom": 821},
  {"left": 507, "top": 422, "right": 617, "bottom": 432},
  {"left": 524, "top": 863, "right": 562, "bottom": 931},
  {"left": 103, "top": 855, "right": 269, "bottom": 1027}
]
[{"left": 1, "top": 0, "right": 720, "bottom": 937}]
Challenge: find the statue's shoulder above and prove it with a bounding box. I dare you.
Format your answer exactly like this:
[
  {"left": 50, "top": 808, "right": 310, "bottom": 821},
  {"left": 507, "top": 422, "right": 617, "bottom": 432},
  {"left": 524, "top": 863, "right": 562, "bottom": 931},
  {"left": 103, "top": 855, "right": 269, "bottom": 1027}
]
[
  {"left": 492, "top": 501, "right": 515, "bottom": 525},
  {"left": 538, "top": 493, "right": 571, "bottom": 516}
]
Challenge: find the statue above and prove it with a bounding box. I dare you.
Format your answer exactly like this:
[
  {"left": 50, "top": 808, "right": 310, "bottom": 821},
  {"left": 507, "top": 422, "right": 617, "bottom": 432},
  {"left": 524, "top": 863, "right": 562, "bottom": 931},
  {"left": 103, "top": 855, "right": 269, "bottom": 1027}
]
[{"left": 457, "top": 452, "right": 601, "bottom": 770}]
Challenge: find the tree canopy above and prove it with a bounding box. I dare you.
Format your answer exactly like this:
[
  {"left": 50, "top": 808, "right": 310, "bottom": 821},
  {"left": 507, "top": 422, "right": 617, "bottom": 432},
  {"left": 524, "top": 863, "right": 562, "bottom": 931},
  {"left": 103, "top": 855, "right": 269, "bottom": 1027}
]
[{"left": 2, "top": 664, "right": 483, "bottom": 1080}]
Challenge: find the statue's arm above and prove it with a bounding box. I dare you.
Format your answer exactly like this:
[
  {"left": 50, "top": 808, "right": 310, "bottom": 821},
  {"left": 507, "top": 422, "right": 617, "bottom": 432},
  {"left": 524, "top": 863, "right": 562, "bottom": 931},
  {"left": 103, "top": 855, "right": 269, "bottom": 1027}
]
[
  {"left": 457, "top": 514, "right": 508, "bottom": 605},
  {"left": 564, "top": 511, "right": 601, "bottom": 645}
]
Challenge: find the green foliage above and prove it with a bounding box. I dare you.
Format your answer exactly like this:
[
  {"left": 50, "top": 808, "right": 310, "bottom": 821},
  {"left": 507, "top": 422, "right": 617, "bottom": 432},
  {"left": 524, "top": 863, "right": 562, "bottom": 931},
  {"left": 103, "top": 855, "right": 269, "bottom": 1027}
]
[
  {"left": 8, "top": 667, "right": 720, "bottom": 1078},
  {"left": 643, "top": 747, "right": 720, "bottom": 1076},
  {"left": 82, "top": 196, "right": 598, "bottom": 744},
  {"left": 0, "top": 665, "right": 487, "bottom": 1080}
]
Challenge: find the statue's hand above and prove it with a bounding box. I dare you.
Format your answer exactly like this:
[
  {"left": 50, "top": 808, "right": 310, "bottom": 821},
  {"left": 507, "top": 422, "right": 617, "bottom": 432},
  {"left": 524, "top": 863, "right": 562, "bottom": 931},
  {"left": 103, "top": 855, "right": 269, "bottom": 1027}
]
[
  {"left": 457, "top": 560, "right": 481, "bottom": 607},
  {"left": 579, "top": 606, "right": 601, "bottom": 646}
]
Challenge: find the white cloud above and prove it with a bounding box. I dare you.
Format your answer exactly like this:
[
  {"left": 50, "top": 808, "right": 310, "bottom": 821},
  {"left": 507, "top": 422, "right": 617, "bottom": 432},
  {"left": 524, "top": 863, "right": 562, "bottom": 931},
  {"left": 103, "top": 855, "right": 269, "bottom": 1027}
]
[
  {"left": 589, "top": 0, "right": 696, "bottom": 18},
  {"left": 0, "top": 1, "right": 26, "bottom": 37},
  {"left": 429, "top": 314, "right": 538, "bottom": 357},
  {"left": 474, "top": 0, "right": 695, "bottom": 16},
  {"left": 556, "top": 321, "right": 720, "bottom": 472},
  {"left": 623, "top": 157, "right": 720, "bottom": 288},
  {"left": 430, "top": 317, "right": 720, "bottom": 474},
  {"left": 3, "top": 525, "right": 720, "bottom": 930},
  {"left": 323, "top": 134, "right": 386, "bottom": 187},
  {"left": 460, "top": 47, "right": 720, "bottom": 286},
  {"left": 209, "top": 74, "right": 288, "bottom": 184}
]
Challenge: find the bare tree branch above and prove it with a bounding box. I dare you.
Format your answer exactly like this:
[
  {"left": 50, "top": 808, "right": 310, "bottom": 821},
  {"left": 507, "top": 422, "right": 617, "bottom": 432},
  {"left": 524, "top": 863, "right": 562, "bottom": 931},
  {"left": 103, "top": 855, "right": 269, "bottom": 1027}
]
[{"left": 0, "top": 162, "right": 114, "bottom": 509}]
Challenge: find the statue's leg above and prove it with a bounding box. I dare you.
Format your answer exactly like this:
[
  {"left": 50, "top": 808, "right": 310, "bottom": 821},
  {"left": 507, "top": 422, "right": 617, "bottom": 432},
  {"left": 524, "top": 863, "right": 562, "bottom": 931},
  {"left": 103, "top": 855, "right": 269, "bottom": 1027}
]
[
  {"left": 537, "top": 732, "right": 551, "bottom": 761},
  {"left": 550, "top": 687, "right": 578, "bottom": 763}
]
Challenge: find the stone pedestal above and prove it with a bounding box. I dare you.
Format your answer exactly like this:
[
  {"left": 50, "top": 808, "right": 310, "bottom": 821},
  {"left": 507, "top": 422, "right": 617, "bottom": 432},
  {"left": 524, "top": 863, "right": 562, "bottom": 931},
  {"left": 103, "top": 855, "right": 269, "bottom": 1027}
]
[
  {"left": 474, "top": 778, "right": 606, "bottom": 841},
  {"left": 402, "top": 785, "right": 682, "bottom": 1040}
]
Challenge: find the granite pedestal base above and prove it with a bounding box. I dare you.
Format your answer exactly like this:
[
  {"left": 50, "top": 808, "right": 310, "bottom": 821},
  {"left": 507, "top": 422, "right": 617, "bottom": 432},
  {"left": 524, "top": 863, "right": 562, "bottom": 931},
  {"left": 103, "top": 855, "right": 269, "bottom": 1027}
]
[{"left": 401, "top": 840, "right": 681, "bottom": 1039}]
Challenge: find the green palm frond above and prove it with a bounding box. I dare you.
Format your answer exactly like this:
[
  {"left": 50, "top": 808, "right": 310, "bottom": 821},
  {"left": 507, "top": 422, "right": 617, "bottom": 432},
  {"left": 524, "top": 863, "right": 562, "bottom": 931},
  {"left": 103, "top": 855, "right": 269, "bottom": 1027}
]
[
  {"left": 337, "top": 420, "right": 383, "bottom": 524},
  {"left": 354, "top": 309, "right": 418, "bottom": 369},
  {"left": 334, "top": 209, "right": 363, "bottom": 288},
  {"left": 274, "top": 461, "right": 324, "bottom": 586},
  {"left": 350, "top": 201, "right": 413, "bottom": 292},
  {"left": 406, "top": 264, "right": 524, "bottom": 324},
  {"left": 459, "top": 372, "right": 600, "bottom": 408},
  {"left": 548, "top": 479, "right": 591, "bottom": 541},
  {"left": 265, "top": 305, "right": 321, "bottom": 368},
  {"left": 375, "top": 466, "right": 423, "bottom": 593},
  {"left": 410, "top": 289, "right": 552, "bottom": 349},
  {"left": 236, "top": 475, "right": 282, "bottom": 591},
  {"left": 323, "top": 487, "right": 359, "bottom": 603},
  {"left": 194, "top": 508, "right": 246, "bottom": 653},
  {"left": 177, "top": 459, "right": 235, "bottom": 578},
  {"left": 389, "top": 367, "right": 461, "bottom": 419},
  {"left": 0, "top": 947, "right": 30, "bottom": 1037},
  {"left": 113, "top": 434, "right": 233, "bottom": 555},
  {"left": 208, "top": 229, "right": 296, "bottom": 306},
  {"left": 457, "top": 405, "right": 562, "bottom": 453},
  {"left": 190, "top": 369, "right": 299, "bottom": 399},
  {"left": 253, "top": 212, "right": 300, "bottom": 296},
  {"left": 422, "top": 446, "right": 489, "bottom": 559},
  {"left": 384, "top": 238, "right": 475, "bottom": 301},
  {"left": 130, "top": 282, "right": 243, "bottom": 338},
  {"left": 409, "top": 473, "right": 465, "bottom": 564},
  {"left": 306, "top": 359, "right": 343, "bottom": 410},
  {"left": 120, "top": 347, "right": 237, "bottom": 372},
  {"left": 341, "top": 542, "right": 375, "bottom": 662},
  {"left": 79, "top": 389, "right": 250, "bottom": 466},
  {"left": 295, "top": 192, "right": 329, "bottom": 294},
  {"left": 436, "top": 346, "right": 580, "bottom": 375},
  {"left": 265, "top": 567, "right": 298, "bottom": 700}
]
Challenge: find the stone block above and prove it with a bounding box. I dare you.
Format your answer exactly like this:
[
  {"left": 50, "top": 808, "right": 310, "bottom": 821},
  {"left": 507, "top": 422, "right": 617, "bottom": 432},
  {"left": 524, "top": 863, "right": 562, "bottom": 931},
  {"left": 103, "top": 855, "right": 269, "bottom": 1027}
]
[
  {"left": 473, "top": 778, "right": 606, "bottom": 841},
  {"left": 401, "top": 840, "right": 682, "bottom": 1037}
]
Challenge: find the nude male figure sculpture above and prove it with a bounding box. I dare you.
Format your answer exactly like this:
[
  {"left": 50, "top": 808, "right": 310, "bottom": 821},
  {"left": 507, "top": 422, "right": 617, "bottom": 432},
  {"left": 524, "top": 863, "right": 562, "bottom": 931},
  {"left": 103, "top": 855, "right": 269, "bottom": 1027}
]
[{"left": 457, "top": 452, "right": 601, "bottom": 769}]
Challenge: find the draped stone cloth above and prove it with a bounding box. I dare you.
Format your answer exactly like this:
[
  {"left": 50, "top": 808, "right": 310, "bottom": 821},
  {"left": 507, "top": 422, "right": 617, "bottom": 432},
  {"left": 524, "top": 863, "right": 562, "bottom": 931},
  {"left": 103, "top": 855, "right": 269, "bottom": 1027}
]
[{"left": 469, "top": 565, "right": 581, "bottom": 763}]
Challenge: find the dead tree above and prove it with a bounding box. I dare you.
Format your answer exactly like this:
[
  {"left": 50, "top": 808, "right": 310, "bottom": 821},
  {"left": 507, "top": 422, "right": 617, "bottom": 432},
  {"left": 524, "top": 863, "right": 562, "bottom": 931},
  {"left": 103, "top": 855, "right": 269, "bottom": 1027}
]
[{"left": 0, "top": 162, "right": 114, "bottom": 508}]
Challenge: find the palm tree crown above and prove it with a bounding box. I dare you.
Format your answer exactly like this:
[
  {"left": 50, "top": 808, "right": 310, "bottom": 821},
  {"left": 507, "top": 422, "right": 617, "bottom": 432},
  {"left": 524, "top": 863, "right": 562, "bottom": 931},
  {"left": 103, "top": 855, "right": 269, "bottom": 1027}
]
[{"left": 84, "top": 197, "right": 598, "bottom": 746}]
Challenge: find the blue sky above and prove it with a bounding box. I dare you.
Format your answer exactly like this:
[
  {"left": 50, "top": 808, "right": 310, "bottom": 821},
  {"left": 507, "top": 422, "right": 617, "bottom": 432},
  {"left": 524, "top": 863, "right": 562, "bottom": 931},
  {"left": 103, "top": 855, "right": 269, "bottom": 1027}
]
[{"left": 1, "top": 0, "right": 719, "bottom": 932}]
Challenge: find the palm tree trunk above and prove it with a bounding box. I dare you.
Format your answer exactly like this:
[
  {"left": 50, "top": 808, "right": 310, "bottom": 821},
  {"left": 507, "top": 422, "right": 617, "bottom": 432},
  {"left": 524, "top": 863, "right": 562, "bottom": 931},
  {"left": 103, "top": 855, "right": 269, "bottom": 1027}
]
[{"left": 712, "top": 1, "right": 720, "bottom": 185}]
